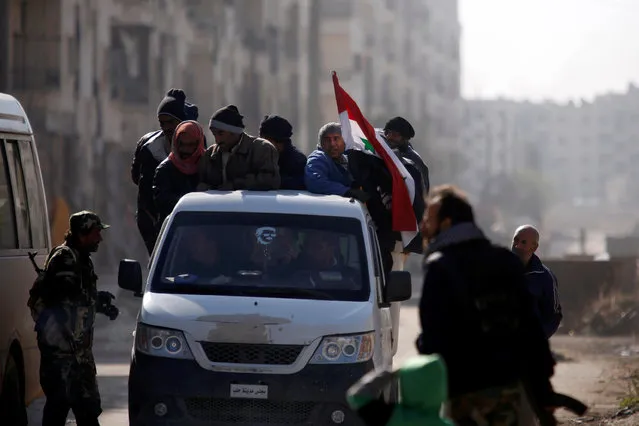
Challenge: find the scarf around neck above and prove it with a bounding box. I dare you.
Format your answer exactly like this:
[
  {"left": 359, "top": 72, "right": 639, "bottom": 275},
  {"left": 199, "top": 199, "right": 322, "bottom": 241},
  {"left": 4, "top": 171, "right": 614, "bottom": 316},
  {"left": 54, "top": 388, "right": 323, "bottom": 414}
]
[{"left": 169, "top": 120, "right": 205, "bottom": 175}]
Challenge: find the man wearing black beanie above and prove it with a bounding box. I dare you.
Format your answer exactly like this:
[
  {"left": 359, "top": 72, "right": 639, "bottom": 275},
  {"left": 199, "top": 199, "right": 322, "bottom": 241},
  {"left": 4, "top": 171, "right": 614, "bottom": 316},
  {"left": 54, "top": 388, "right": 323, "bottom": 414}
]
[
  {"left": 383, "top": 116, "right": 430, "bottom": 194},
  {"left": 131, "top": 88, "right": 198, "bottom": 254},
  {"left": 259, "top": 115, "right": 307, "bottom": 190},
  {"left": 198, "top": 105, "right": 280, "bottom": 191}
]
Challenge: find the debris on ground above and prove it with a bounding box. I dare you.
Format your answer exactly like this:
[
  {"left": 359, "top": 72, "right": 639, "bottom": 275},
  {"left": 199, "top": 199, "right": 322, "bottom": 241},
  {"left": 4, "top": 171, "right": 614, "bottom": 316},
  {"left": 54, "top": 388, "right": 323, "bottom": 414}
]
[{"left": 563, "top": 293, "right": 639, "bottom": 337}]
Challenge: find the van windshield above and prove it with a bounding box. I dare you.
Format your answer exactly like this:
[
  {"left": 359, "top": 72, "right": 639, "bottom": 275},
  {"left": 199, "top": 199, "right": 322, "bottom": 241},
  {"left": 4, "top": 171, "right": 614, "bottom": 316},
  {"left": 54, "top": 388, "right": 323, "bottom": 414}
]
[{"left": 151, "top": 212, "right": 370, "bottom": 301}]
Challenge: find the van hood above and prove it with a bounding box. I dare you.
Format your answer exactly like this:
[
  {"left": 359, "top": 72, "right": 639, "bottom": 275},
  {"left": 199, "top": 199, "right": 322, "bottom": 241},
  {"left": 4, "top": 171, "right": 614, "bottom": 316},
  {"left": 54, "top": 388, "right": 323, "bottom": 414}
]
[{"left": 140, "top": 292, "right": 374, "bottom": 345}]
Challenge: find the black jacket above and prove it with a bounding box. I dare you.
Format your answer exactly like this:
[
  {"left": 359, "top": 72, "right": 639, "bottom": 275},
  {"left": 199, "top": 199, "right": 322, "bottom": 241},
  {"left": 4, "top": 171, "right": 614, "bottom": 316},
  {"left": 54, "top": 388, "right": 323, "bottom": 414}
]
[
  {"left": 418, "top": 237, "right": 555, "bottom": 401},
  {"left": 278, "top": 142, "right": 307, "bottom": 190},
  {"left": 399, "top": 142, "right": 430, "bottom": 194},
  {"left": 153, "top": 158, "right": 199, "bottom": 223},
  {"left": 347, "top": 149, "right": 425, "bottom": 254},
  {"left": 131, "top": 130, "right": 167, "bottom": 216}
]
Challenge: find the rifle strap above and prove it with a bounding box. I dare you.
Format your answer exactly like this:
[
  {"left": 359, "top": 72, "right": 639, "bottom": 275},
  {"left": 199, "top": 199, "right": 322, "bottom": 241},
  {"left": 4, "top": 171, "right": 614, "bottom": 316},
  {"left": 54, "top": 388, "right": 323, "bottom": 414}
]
[{"left": 43, "top": 245, "right": 82, "bottom": 288}]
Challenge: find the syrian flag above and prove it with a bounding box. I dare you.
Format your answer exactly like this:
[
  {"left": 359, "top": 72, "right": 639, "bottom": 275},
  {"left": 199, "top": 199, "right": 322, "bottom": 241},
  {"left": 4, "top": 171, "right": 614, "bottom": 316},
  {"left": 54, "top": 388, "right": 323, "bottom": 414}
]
[{"left": 332, "top": 71, "right": 419, "bottom": 248}]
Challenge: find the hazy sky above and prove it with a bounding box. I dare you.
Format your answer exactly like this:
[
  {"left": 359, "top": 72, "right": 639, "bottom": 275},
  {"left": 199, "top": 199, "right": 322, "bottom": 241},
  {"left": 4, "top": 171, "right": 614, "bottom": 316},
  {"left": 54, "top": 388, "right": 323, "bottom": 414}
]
[{"left": 460, "top": 0, "right": 639, "bottom": 101}]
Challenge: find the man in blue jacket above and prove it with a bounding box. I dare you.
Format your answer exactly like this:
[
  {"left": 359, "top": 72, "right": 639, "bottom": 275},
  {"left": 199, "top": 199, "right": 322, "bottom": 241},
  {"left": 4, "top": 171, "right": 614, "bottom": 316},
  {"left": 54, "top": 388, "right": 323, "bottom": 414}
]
[
  {"left": 512, "top": 224, "right": 563, "bottom": 338},
  {"left": 304, "top": 122, "right": 369, "bottom": 202}
]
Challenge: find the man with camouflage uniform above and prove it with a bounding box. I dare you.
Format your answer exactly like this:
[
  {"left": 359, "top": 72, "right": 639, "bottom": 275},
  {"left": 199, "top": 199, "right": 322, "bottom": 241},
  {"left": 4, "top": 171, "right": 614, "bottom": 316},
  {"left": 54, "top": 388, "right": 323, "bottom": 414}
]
[{"left": 31, "top": 211, "right": 119, "bottom": 426}]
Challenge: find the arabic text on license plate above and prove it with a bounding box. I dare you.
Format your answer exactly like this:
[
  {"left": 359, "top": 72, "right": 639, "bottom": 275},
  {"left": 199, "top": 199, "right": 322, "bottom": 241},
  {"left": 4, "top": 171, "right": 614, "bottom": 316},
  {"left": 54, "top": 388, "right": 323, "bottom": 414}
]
[{"left": 230, "top": 384, "right": 268, "bottom": 399}]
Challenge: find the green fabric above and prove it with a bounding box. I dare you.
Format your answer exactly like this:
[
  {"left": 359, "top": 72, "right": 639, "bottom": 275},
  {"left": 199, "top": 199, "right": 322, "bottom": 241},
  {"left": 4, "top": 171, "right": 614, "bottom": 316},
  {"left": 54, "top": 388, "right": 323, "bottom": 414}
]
[{"left": 389, "top": 354, "right": 454, "bottom": 426}]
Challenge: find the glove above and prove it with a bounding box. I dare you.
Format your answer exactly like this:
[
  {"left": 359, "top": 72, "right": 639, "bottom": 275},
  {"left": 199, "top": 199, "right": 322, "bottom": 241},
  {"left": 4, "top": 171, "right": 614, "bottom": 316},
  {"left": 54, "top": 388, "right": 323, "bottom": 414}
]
[
  {"left": 96, "top": 291, "right": 119, "bottom": 320},
  {"left": 103, "top": 304, "right": 119, "bottom": 321},
  {"left": 344, "top": 189, "right": 371, "bottom": 203},
  {"left": 97, "top": 291, "right": 115, "bottom": 305}
]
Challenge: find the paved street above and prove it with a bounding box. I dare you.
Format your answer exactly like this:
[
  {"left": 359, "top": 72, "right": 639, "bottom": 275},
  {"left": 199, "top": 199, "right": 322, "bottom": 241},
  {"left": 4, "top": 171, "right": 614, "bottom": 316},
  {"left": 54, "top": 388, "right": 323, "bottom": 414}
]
[{"left": 26, "top": 274, "right": 424, "bottom": 425}]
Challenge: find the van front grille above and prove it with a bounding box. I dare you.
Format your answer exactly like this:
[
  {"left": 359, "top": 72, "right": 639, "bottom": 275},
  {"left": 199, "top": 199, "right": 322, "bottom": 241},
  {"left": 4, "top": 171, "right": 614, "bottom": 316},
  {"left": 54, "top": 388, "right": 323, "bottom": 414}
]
[
  {"left": 199, "top": 342, "right": 303, "bottom": 365},
  {"left": 185, "top": 397, "right": 315, "bottom": 424}
]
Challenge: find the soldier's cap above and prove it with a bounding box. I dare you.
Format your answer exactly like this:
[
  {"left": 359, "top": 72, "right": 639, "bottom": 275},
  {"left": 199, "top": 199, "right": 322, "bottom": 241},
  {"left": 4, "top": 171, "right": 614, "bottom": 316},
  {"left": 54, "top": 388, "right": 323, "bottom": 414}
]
[{"left": 69, "top": 210, "right": 110, "bottom": 234}]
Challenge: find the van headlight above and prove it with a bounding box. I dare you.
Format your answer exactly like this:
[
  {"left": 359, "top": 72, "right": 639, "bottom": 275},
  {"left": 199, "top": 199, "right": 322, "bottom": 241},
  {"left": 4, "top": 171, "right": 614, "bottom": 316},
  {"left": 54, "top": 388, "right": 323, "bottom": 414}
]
[
  {"left": 135, "top": 323, "right": 194, "bottom": 360},
  {"left": 309, "top": 332, "right": 374, "bottom": 364}
]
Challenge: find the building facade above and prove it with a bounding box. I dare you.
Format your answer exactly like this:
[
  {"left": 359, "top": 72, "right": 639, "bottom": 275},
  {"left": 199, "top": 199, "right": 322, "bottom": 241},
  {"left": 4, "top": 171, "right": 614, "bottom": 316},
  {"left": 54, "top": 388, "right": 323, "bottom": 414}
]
[
  {"left": 461, "top": 84, "right": 639, "bottom": 209},
  {"left": 317, "top": 0, "right": 462, "bottom": 183},
  {"left": 1, "top": 0, "right": 462, "bottom": 267}
]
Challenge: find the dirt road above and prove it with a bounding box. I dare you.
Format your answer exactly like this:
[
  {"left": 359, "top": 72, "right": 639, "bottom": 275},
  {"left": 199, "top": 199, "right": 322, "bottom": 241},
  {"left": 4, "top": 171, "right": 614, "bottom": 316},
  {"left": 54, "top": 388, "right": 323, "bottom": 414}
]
[{"left": 549, "top": 335, "right": 639, "bottom": 424}]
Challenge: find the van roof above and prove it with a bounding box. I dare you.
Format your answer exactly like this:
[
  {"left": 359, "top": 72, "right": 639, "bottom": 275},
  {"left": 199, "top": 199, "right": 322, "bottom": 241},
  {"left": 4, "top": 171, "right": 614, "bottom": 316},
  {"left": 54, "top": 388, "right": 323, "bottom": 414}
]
[
  {"left": 0, "top": 93, "right": 32, "bottom": 135},
  {"left": 174, "top": 190, "right": 369, "bottom": 220}
]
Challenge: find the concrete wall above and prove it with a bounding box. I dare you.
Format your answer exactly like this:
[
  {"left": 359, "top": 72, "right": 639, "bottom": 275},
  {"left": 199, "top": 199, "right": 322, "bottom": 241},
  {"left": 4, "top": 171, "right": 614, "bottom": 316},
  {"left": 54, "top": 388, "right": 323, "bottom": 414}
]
[{"left": 546, "top": 258, "right": 639, "bottom": 332}]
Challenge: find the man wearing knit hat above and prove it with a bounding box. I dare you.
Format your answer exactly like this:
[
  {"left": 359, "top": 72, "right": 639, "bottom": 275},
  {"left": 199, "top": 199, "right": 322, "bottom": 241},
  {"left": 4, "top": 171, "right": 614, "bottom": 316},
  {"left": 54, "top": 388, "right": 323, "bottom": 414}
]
[
  {"left": 383, "top": 116, "right": 430, "bottom": 194},
  {"left": 259, "top": 115, "right": 307, "bottom": 190},
  {"left": 131, "top": 88, "right": 199, "bottom": 254},
  {"left": 198, "top": 105, "right": 280, "bottom": 191}
]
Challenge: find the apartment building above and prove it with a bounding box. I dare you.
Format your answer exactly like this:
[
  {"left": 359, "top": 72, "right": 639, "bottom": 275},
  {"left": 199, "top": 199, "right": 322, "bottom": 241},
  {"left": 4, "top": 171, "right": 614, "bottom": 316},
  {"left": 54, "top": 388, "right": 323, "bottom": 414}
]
[
  {"left": 461, "top": 84, "right": 639, "bottom": 207},
  {"left": 2, "top": 0, "right": 203, "bottom": 265},
  {"left": 317, "top": 0, "right": 462, "bottom": 184}
]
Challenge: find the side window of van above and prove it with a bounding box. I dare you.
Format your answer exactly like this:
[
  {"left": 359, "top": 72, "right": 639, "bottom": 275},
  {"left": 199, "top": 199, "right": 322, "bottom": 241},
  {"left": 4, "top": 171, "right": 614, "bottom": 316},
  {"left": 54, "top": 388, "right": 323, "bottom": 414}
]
[
  {"left": 368, "top": 225, "right": 386, "bottom": 306},
  {"left": 5, "top": 141, "right": 32, "bottom": 248},
  {"left": 0, "top": 141, "right": 18, "bottom": 249},
  {"left": 16, "top": 140, "right": 47, "bottom": 248}
]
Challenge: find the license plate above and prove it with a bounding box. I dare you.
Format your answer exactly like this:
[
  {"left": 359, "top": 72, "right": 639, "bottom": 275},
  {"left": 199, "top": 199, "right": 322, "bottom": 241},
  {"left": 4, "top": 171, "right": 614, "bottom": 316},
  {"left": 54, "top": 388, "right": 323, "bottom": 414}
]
[{"left": 230, "top": 384, "right": 268, "bottom": 399}]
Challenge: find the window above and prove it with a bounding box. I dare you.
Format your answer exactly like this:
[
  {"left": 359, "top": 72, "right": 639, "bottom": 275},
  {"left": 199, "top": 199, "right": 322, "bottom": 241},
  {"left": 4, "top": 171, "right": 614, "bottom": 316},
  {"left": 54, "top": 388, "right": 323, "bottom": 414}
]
[
  {"left": 368, "top": 225, "right": 387, "bottom": 307},
  {"left": 5, "top": 141, "right": 31, "bottom": 248},
  {"left": 0, "top": 141, "right": 17, "bottom": 249},
  {"left": 17, "top": 140, "right": 47, "bottom": 248},
  {"left": 151, "top": 212, "right": 370, "bottom": 302}
]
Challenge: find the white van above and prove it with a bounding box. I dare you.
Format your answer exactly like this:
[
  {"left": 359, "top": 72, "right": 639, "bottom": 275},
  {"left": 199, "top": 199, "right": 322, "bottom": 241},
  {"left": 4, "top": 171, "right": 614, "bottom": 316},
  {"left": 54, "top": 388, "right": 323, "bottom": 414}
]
[
  {"left": 0, "top": 93, "right": 51, "bottom": 422},
  {"left": 118, "top": 190, "right": 412, "bottom": 426}
]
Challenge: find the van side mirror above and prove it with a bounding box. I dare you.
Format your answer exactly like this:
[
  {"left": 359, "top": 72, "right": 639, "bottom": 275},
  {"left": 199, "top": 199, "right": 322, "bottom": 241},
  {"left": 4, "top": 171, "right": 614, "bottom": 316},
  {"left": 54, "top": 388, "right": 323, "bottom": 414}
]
[
  {"left": 118, "top": 259, "right": 143, "bottom": 297},
  {"left": 385, "top": 271, "right": 412, "bottom": 302}
]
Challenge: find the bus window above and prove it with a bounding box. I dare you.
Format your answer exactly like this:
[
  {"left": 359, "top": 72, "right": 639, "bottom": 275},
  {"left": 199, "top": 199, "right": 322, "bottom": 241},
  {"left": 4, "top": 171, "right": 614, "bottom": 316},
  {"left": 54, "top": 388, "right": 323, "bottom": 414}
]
[
  {"left": 16, "top": 140, "right": 47, "bottom": 249},
  {"left": 0, "top": 141, "right": 18, "bottom": 249},
  {"left": 5, "top": 141, "right": 32, "bottom": 248}
]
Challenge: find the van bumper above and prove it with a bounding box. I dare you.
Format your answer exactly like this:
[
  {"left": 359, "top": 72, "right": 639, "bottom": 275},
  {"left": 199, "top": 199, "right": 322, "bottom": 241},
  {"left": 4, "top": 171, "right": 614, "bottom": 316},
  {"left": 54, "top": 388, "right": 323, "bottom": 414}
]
[{"left": 128, "top": 352, "right": 371, "bottom": 426}]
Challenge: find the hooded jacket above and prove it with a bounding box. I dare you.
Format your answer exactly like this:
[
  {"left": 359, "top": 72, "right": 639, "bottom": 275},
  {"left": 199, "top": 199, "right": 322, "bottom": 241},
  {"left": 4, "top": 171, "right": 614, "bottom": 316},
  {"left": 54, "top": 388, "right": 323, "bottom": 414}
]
[{"left": 347, "top": 354, "right": 453, "bottom": 426}]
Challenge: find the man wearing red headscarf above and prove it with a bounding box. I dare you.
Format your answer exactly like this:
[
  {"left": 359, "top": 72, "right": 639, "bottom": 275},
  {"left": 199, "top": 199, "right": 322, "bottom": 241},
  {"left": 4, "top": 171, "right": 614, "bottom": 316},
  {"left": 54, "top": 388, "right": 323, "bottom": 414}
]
[{"left": 153, "top": 120, "right": 206, "bottom": 224}]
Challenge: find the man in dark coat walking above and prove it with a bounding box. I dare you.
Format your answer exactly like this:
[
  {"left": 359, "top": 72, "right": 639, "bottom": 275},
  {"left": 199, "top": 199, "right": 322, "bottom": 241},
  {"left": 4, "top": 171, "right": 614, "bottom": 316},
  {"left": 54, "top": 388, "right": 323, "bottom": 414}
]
[{"left": 418, "top": 185, "right": 557, "bottom": 425}]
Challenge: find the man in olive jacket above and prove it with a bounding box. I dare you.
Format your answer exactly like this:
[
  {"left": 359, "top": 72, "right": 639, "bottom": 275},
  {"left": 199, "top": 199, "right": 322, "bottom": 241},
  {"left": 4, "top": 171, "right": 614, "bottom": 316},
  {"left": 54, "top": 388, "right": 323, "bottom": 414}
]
[{"left": 198, "top": 105, "right": 280, "bottom": 191}]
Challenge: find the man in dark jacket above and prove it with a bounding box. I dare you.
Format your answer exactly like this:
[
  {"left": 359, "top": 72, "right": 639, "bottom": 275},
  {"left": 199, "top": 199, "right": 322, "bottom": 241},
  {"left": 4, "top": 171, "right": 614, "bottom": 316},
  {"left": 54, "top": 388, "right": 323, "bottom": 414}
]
[
  {"left": 417, "top": 185, "right": 556, "bottom": 425},
  {"left": 512, "top": 225, "right": 563, "bottom": 338},
  {"left": 131, "top": 89, "right": 198, "bottom": 254},
  {"left": 383, "top": 117, "right": 430, "bottom": 194},
  {"left": 258, "top": 115, "right": 307, "bottom": 190}
]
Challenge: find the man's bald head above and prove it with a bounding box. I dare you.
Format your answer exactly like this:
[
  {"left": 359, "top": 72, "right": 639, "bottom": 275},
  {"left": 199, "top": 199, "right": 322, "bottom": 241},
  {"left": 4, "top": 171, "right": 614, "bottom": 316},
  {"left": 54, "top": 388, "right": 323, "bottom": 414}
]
[{"left": 512, "top": 224, "right": 540, "bottom": 265}]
